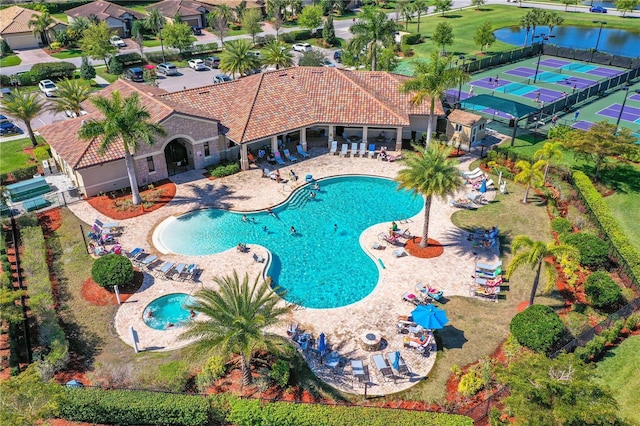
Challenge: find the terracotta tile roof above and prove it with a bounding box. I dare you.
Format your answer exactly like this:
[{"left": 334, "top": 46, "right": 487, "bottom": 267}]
[
  {"left": 0, "top": 6, "right": 65, "bottom": 35},
  {"left": 150, "top": 0, "right": 212, "bottom": 18},
  {"left": 447, "top": 109, "right": 484, "bottom": 127},
  {"left": 158, "top": 67, "right": 440, "bottom": 144},
  {"left": 66, "top": 0, "right": 146, "bottom": 21}
]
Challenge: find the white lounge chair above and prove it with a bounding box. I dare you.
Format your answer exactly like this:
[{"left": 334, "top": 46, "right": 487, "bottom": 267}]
[
  {"left": 393, "top": 248, "right": 408, "bottom": 258},
  {"left": 329, "top": 141, "right": 338, "bottom": 155},
  {"left": 463, "top": 168, "right": 482, "bottom": 179},
  {"left": 357, "top": 142, "right": 366, "bottom": 157},
  {"left": 283, "top": 149, "right": 298, "bottom": 162},
  {"left": 263, "top": 168, "right": 277, "bottom": 180},
  {"left": 371, "top": 354, "right": 394, "bottom": 382},
  {"left": 274, "top": 151, "right": 286, "bottom": 165},
  {"left": 296, "top": 145, "right": 310, "bottom": 158},
  {"left": 339, "top": 143, "right": 349, "bottom": 157},
  {"left": 350, "top": 142, "right": 358, "bottom": 157},
  {"left": 367, "top": 143, "right": 377, "bottom": 159}
]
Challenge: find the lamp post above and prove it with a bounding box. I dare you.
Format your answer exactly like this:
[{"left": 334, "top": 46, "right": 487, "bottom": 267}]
[
  {"left": 615, "top": 88, "right": 640, "bottom": 131},
  {"left": 533, "top": 34, "right": 555, "bottom": 84}
]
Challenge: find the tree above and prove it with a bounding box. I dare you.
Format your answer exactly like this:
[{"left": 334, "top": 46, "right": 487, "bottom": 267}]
[
  {"left": 546, "top": 11, "right": 564, "bottom": 35},
  {"left": 377, "top": 45, "right": 400, "bottom": 71},
  {"left": 262, "top": 40, "right": 293, "bottom": 69},
  {"left": 526, "top": 9, "right": 547, "bottom": 41},
  {"left": 0, "top": 89, "right": 45, "bottom": 147},
  {"left": 432, "top": 21, "right": 454, "bottom": 54},
  {"left": 321, "top": 0, "right": 343, "bottom": 16},
  {"left": 561, "top": 0, "right": 578, "bottom": 11},
  {"left": 473, "top": 21, "right": 495, "bottom": 52},
  {"left": 298, "top": 5, "right": 323, "bottom": 33},
  {"left": 161, "top": 21, "right": 195, "bottom": 53},
  {"left": 506, "top": 236, "right": 578, "bottom": 306},
  {"left": 108, "top": 55, "right": 123, "bottom": 75},
  {"left": 144, "top": 8, "right": 167, "bottom": 63},
  {"left": 401, "top": 0, "right": 413, "bottom": 31},
  {"left": 519, "top": 14, "right": 533, "bottom": 46},
  {"left": 272, "top": 11, "right": 284, "bottom": 40},
  {"left": 79, "top": 55, "right": 96, "bottom": 80},
  {"left": 28, "top": 11, "right": 54, "bottom": 47},
  {"left": 180, "top": 271, "right": 294, "bottom": 386},
  {"left": 208, "top": 7, "right": 231, "bottom": 45},
  {"left": 220, "top": 38, "right": 261, "bottom": 78},
  {"left": 323, "top": 15, "right": 337, "bottom": 46},
  {"left": 131, "top": 20, "right": 145, "bottom": 59},
  {"left": 79, "top": 21, "right": 116, "bottom": 68},
  {"left": 471, "top": 0, "right": 486, "bottom": 10},
  {"left": 91, "top": 253, "right": 134, "bottom": 289},
  {"left": 349, "top": 6, "right": 397, "bottom": 71},
  {"left": 396, "top": 143, "right": 463, "bottom": 248},
  {"left": 78, "top": 91, "right": 167, "bottom": 205},
  {"left": 297, "top": 49, "right": 326, "bottom": 66},
  {"left": 615, "top": 0, "right": 639, "bottom": 17},
  {"left": 514, "top": 159, "right": 544, "bottom": 203},
  {"left": 242, "top": 8, "right": 263, "bottom": 44},
  {"left": 510, "top": 304, "right": 565, "bottom": 352},
  {"left": 400, "top": 52, "right": 469, "bottom": 147},
  {"left": 434, "top": 0, "right": 453, "bottom": 16},
  {"left": 235, "top": 0, "right": 247, "bottom": 22},
  {"left": 562, "top": 121, "right": 638, "bottom": 179},
  {"left": 67, "top": 16, "right": 90, "bottom": 42},
  {"left": 46, "top": 78, "right": 91, "bottom": 118},
  {"left": 534, "top": 141, "right": 563, "bottom": 184},
  {"left": 584, "top": 271, "right": 621, "bottom": 309},
  {"left": 413, "top": 0, "right": 429, "bottom": 33}
]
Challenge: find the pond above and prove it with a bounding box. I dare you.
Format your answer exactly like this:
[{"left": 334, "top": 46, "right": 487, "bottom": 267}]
[{"left": 494, "top": 26, "right": 640, "bottom": 57}]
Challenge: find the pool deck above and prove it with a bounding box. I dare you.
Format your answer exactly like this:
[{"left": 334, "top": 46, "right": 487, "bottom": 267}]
[{"left": 68, "top": 147, "right": 499, "bottom": 396}]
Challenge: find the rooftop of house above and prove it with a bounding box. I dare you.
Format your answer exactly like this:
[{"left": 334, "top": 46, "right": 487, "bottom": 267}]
[
  {"left": 447, "top": 109, "right": 485, "bottom": 127},
  {"left": 66, "top": 0, "right": 146, "bottom": 21},
  {"left": 149, "top": 0, "right": 212, "bottom": 17},
  {"left": 0, "top": 6, "right": 66, "bottom": 35}
]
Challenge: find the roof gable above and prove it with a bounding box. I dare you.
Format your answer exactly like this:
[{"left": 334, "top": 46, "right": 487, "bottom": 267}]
[
  {"left": 0, "top": 6, "right": 66, "bottom": 35},
  {"left": 150, "top": 0, "right": 212, "bottom": 17},
  {"left": 66, "top": 0, "right": 145, "bottom": 21},
  {"left": 447, "top": 109, "right": 485, "bottom": 127}
]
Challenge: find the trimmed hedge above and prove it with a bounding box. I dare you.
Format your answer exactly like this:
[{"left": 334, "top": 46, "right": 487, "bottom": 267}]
[
  {"left": 510, "top": 305, "right": 565, "bottom": 353},
  {"left": 560, "top": 232, "right": 609, "bottom": 269},
  {"left": 402, "top": 33, "right": 422, "bottom": 45},
  {"left": 208, "top": 162, "right": 240, "bottom": 178},
  {"left": 551, "top": 217, "right": 572, "bottom": 236},
  {"left": 30, "top": 62, "right": 76, "bottom": 81},
  {"left": 572, "top": 171, "right": 640, "bottom": 286},
  {"left": 115, "top": 52, "right": 144, "bottom": 66},
  {"left": 584, "top": 271, "right": 621, "bottom": 309},
  {"left": 33, "top": 145, "right": 51, "bottom": 162},
  {"left": 91, "top": 254, "right": 133, "bottom": 289},
  {"left": 11, "top": 165, "right": 39, "bottom": 182}
]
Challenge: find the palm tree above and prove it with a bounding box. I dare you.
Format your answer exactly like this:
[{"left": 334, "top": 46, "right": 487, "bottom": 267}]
[
  {"left": 219, "top": 39, "right": 260, "bottom": 78},
  {"left": 400, "top": 51, "right": 469, "bottom": 147},
  {"left": 396, "top": 143, "right": 464, "bottom": 248},
  {"left": 180, "top": 271, "right": 293, "bottom": 386},
  {"left": 506, "top": 236, "right": 578, "bottom": 306},
  {"left": 0, "top": 90, "right": 45, "bottom": 147},
  {"left": 519, "top": 15, "right": 532, "bottom": 46},
  {"left": 67, "top": 16, "right": 90, "bottom": 42},
  {"left": 131, "top": 20, "right": 145, "bottom": 59},
  {"left": 46, "top": 78, "right": 91, "bottom": 118},
  {"left": 78, "top": 91, "right": 167, "bottom": 205},
  {"left": 514, "top": 159, "right": 545, "bottom": 203},
  {"left": 546, "top": 12, "right": 564, "bottom": 36},
  {"left": 349, "top": 6, "right": 397, "bottom": 71},
  {"left": 208, "top": 5, "right": 233, "bottom": 45},
  {"left": 413, "top": 0, "right": 429, "bottom": 33},
  {"left": 534, "top": 141, "right": 563, "bottom": 185},
  {"left": 28, "top": 11, "right": 54, "bottom": 47},
  {"left": 262, "top": 40, "right": 293, "bottom": 69},
  {"left": 144, "top": 8, "right": 166, "bottom": 63}
]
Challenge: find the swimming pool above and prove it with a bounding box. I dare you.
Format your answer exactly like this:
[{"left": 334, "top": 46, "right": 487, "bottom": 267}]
[
  {"left": 143, "top": 293, "right": 196, "bottom": 330},
  {"left": 156, "top": 176, "right": 423, "bottom": 309}
]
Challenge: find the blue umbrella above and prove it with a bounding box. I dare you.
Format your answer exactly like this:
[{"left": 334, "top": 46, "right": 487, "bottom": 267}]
[
  {"left": 318, "top": 332, "right": 326, "bottom": 355},
  {"left": 392, "top": 351, "right": 400, "bottom": 371},
  {"left": 479, "top": 179, "right": 487, "bottom": 194},
  {"left": 65, "top": 379, "right": 84, "bottom": 388},
  {"left": 411, "top": 304, "right": 449, "bottom": 330}
]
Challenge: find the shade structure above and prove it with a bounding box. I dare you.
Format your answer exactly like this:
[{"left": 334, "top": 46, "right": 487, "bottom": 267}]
[
  {"left": 479, "top": 180, "right": 487, "bottom": 194},
  {"left": 392, "top": 351, "right": 400, "bottom": 371},
  {"left": 411, "top": 304, "right": 449, "bottom": 330},
  {"left": 65, "top": 379, "right": 84, "bottom": 388},
  {"left": 318, "top": 332, "right": 326, "bottom": 355}
]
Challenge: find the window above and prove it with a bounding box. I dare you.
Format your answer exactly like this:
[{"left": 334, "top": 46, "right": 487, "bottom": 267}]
[
  {"left": 204, "top": 142, "right": 210, "bottom": 157},
  {"left": 147, "top": 156, "right": 155, "bottom": 172},
  {"left": 454, "top": 124, "right": 463, "bottom": 132}
]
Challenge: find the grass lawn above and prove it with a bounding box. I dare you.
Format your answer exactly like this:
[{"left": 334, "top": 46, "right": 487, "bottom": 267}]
[
  {"left": 95, "top": 66, "right": 120, "bottom": 84},
  {"left": 593, "top": 335, "right": 640, "bottom": 424},
  {"left": 0, "top": 55, "right": 21, "bottom": 67},
  {"left": 142, "top": 38, "right": 163, "bottom": 48},
  {"left": 396, "top": 169, "right": 556, "bottom": 403},
  {"left": 0, "top": 138, "right": 32, "bottom": 174},
  {"left": 50, "top": 49, "right": 84, "bottom": 60},
  {"left": 51, "top": 12, "right": 69, "bottom": 23}
]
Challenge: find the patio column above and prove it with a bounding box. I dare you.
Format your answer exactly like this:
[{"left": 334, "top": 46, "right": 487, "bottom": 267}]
[
  {"left": 240, "top": 144, "right": 249, "bottom": 171},
  {"left": 327, "top": 124, "right": 334, "bottom": 149},
  {"left": 300, "top": 128, "right": 308, "bottom": 151},
  {"left": 395, "top": 127, "right": 403, "bottom": 151},
  {"left": 271, "top": 135, "right": 279, "bottom": 153},
  {"left": 362, "top": 126, "right": 368, "bottom": 143}
]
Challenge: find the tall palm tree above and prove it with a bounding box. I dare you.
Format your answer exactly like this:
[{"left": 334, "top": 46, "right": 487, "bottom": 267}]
[
  {"left": 546, "top": 12, "right": 564, "bottom": 36},
  {"left": 28, "top": 11, "right": 54, "bottom": 47},
  {"left": 349, "top": 6, "right": 397, "bottom": 71},
  {"left": 214, "top": 4, "right": 235, "bottom": 26},
  {"left": 131, "top": 20, "right": 145, "bottom": 59},
  {"left": 208, "top": 5, "right": 233, "bottom": 45},
  {"left": 506, "top": 236, "right": 578, "bottom": 306},
  {"left": 67, "top": 16, "right": 90, "bottom": 42},
  {"left": 514, "top": 159, "right": 545, "bottom": 204},
  {"left": 519, "top": 15, "right": 532, "bottom": 46},
  {"left": 46, "top": 78, "right": 91, "bottom": 118},
  {"left": 219, "top": 39, "right": 260, "bottom": 78},
  {"left": 262, "top": 40, "right": 293, "bottom": 69},
  {"left": 78, "top": 91, "right": 167, "bottom": 205},
  {"left": 534, "top": 141, "right": 563, "bottom": 185},
  {"left": 400, "top": 51, "right": 469, "bottom": 147},
  {"left": 144, "top": 8, "right": 166, "bottom": 63},
  {"left": 0, "top": 90, "right": 45, "bottom": 147},
  {"left": 413, "top": 0, "right": 429, "bottom": 33},
  {"left": 180, "top": 271, "right": 293, "bottom": 386},
  {"left": 396, "top": 143, "right": 463, "bottom": 248}
]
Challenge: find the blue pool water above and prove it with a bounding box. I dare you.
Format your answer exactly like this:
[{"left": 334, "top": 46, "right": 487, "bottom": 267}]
[
  {"left": 143, "top": 293, "right": 196, "bottom": 330},
  {"left": 157, "top": 176, "right": 423, "bottom": 309}
]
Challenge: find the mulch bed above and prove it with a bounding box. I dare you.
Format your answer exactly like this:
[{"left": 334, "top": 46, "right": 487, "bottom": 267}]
[
  {"left": 86, "top": 179, "right": 176, "bottom": 220},
  {"left": 405, "top": 237, "right": 444, "bottom": 259},
  {"left": 80, "top": 271, "right": 144, "bottom": 306}
]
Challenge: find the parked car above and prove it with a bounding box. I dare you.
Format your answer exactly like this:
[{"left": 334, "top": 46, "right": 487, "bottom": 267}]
[
  {"left": 203, "top": 56, "right": 220, "bottom": 68},
  {"left": 191, "top": 26, "right": 203, "bottom": 35},
  {"left": 333, "top": 50, "right": 342, "bottom": 63},
  {"left": 188, "top": 59, "right": 206, "bottom": 71},
  {"left": 247, "top": 51, "right": 262, "bottom": 59},
  {"left": 109, "top": 35, "right": 126, "bottom": 47},
  {"left": 64, "top": 110, "right": 88, "bottom": 118},
  {"left": 589, "top": 5, "right": 607, "bottom": 12},
  {"left": 213, "top": 74, "right": 232, "bottom": 84},
  {"left": 125, "top": 67, "right": 144, "bottom": 82},
  {"left": 157, "top": 62, "right": 179, "bottom": 75},
  {"left": 321, "top": 58, "right": 336, "bottom": 67},
  {"left": 0, "top": 115, "right": 20, "bottom": 135},
  {"left": 292, "top": 43, "right": 312, "bottom": 53},
  {"left": 38, "top": 79, "right": 59, "bottom": 97}
]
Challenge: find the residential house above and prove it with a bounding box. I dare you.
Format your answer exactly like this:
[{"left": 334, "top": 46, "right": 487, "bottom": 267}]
[
  {"left": 445, "top": 109, "right": 487, "bottom": 147},
  {"left": 149, "top": 0, "right": 212, "bottom": 28},
  {"left": 66, "top": 0, "right": 146, "bottom": 38},
  {"left": 0, "top": 6, "right": 67, "bottom": 50}
]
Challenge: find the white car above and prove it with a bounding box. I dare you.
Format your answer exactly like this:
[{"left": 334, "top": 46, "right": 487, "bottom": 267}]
[
  {"left": 292, "top": 43, "right": 312, "bottom": 53},
  {"left": 188, "top": 59, "right": 206, "bottom": 71},
  {"left": 212, "top": 74, "right": 232, "bottom": 84},
  {"left": 38, "top": 79, "right": 59, "bottom": 97},
  {"left": 109, "top": 36, "right": 126, "bottom": 48}
]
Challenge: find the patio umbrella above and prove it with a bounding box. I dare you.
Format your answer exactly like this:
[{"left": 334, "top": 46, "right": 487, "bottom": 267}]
[
  {"left": 318, "top": 332, "right": 326, "bottom": 355},
  {"left": 392, "top": 351, "right": 400, "bottom": 371},
  {"left": 65, "top": 379, "right": 84, "bottom": 388},
  {"left": 411, "top": 304, "right": 449, "bottom": 330},
  {"left": 479, "top": 179, "right": 487, "bottom": 194}
]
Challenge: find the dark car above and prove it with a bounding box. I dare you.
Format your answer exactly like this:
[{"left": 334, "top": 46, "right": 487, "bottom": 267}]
[
  {"left": 125, "top": 67, "right": 144, "bottom": 82},
  {"left": 333, "top": 50, "right": 342, "bottom": 63},
  {"left": 589, "top": 5, "right": 607, "bottom": 12},
  {"left": 203, "top": 56, "right": 220, "bottom": 68},
  {"left": 192, "top": 26, "right": 203, "bottom": 35},
  {"left": 0, "top": 115, "right": 20, "bottom": 135}
]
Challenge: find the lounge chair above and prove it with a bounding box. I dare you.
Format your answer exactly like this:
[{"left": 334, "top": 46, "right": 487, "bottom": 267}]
[
  {"left": 386, "top": 352, "right": 410, "bottom": 376},
  {"left": 126, "top": 247, "right": 144, "bottom": 259},
  {"left": 263, "top": 168, "right": 277, "bottom": 180},
  {"left": 401, "top": 292, "right": 430, "bottom": 306},
  {"left": 462, "top": 168, "right": 482, "bottom": 179},
  {"left": 351, "top": 359, "right": 368, "bottom": 386},
  {"left": 378, "top": 232, "right": 400, "bottom": 246},
  {"left": 287, "top": 323, "right": 299, "bottom": 338},
  {"left": 283, "top": 149, "right": 298, "bottom": 162},
  {"left": 132, "top": 251, "right": 149, "bottom": 264},
  {"left": 296, "top": 145, "right": 310, "bottom": 158},
  {"left": 387, "top": 152, "right": 403, "bottom": 162},
  {"left": 371, "top": 354, "right": 394, "bottom": 382},
  {"left": 485, "top": 179, "right": 494, "bottom": 189},
  {"left": 450, "top": 198, "right": 476, "bottom": 209},
  {"left": 253, "top": 253, "right": 265, "bottom": 263},
  {"left": 357, "top": 142, "right": 366, "bottom": 157},
  {"left": 155, "top": 261, "right": 174, "bottom": 277},
  {"left": 274, "top": 151, "right": 286, "bottom": 165},
  {"left": 329, "top": 141, "right": 338, "bottom": 155},
  {"left": 367, "top": 144, "right": 377, "bottom": 159},
  {"left": 339, "top": 143, "right": 349, "bottom": 157},
  {"left": 140, "top": 254, "right": 158, "bottom": 267},
  {"left": 95, "top": 218, "right": 121, "bottom": 230},
  {"left": 467, "top": 193, "right": 484, "bottom": 204},
  {"left": 178, "top": 263, "right": 196, "bottom": 281},
  {"left": 165, "top": 263, "right": 186, "bottom": 280},
  {"left": 405, "top": 333, "right": 434, "bottom": 355},
  {"left": 393, "top": 248, "right": 408, "bottom": 258},
  {"left": 350, "top": 142, "right": 358, "bottom": 157},
  {"left": 145, "top": 257, "right": 163, "bottom": 272}
]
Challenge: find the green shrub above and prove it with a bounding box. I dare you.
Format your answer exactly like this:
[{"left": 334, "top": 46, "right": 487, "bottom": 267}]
[
  {"left": 290, "top": 29, "right": 312, "bottom": 41},
  {"left": 50, "top": 42, "right": 62, "bottom": 51},
  {"left": 156, "top": 361, "right": 191, "bottom": 392},
  {"left": 146, "top": 51, "right": 182, "bottom": 64},
  {"left": 560, "top": 232, "right": 609, "bottom": 269},
  {"left": 30, "top": 62, "right": 76, "bottom": 80},
  {"left": 551, "top": 217, "right": 573, "bottom": 236},
  {"left": 0, "top": 39, "right": 12, "bottom": 56},
  {"left": 115, "top": 52, "right": 144, "bottom": 66},
  {"left": 33, "top": 145, "right": 51, "bottom": 162},
  {"left": 11, "top": 165, "right": 39, "bottom": 182},
  {"left": 510, "top": 305, "right": 565, "bottom": 353},
  {"left": 91, "top": 254, "right": 133, "bottom": 289},
  {"left": 584, "top": 271, "right": 621, "bottom": 309},
  {"left": 208, "top": 162, "right": 240, "bottom": 178},
  {"left": 457, "top": 367, "right": 483, "bottom": 397},
  {"left": 108, "top": 56, "right": 123, "bottom": 75},
  {"left": 196, "top": 355, "right": 227, "bottom": 392},
  {"left": 270, "top": 359, "right": 290, "bottom": 389},
  {"left": 79, "top": 56, "right": 96, "bottom": 80},
  {"left": 402, "top": 32, "right": 421, "bottom": 45}
]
